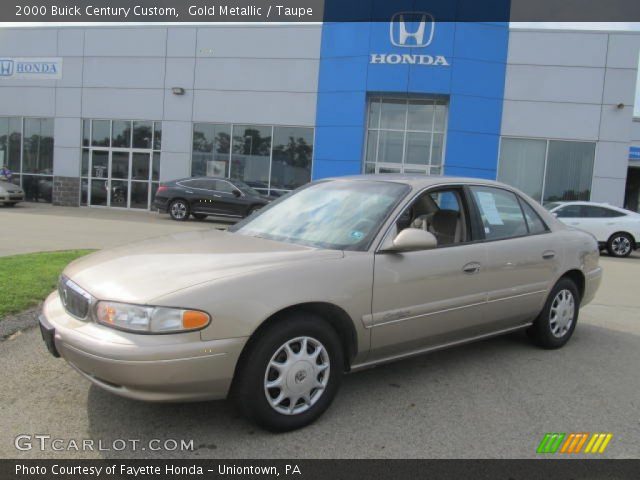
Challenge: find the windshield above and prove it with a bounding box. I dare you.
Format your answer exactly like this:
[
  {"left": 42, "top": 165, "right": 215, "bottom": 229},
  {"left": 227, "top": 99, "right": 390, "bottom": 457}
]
[
  {"left": 229, "top": 180, "right": 410, "bottom": 251},
  {"left": 233, "top": 180, "right": 262, "bottom": 197}
]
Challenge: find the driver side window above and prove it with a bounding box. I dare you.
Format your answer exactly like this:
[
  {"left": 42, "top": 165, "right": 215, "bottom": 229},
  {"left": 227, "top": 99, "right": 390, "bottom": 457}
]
[{"left": 396, "top": 188, "right": 468, "bottom": 247}]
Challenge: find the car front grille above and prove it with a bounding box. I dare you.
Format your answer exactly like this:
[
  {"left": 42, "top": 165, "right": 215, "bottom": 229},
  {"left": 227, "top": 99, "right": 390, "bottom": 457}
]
[{"left": 58, "top": 276, "right": 93, "bottom": 320}]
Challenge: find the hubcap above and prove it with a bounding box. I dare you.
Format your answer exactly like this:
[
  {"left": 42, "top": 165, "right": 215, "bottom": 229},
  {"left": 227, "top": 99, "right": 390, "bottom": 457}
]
[
  {"left": 171, "top": 202, "right": 187, "bottom": 219},
  {"left": 611, "top": 236, "right": 631, "bottom": 256},
  {"left": 549, "top": 289, "right": 575, "bottom": 338},
  {"left": 264, "top": 336, "right": 330, "bottom": 415}
]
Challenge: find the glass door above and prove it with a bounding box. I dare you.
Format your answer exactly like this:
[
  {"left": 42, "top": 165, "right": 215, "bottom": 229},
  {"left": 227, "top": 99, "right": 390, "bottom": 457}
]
[
  {"left": 130, "top": 152, "right": 151, "bottom": 209},
  {"left": 109, "top": 151, "right": 130, "bottom": 208},
  {"left": 89, "top": 150, "right": 109, "bottom": 206}
]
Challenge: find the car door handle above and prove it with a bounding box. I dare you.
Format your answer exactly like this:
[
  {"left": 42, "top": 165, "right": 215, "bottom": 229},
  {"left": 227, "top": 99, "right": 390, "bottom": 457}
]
[
  {"left": 462, "top": 262, "right": 481, "bottom": 274},
  {"left": 185, "top": 190, "right": 193, "bottom": 194},
  {"left": 542, "top": 250, "right": 556, "bottom": 260}
]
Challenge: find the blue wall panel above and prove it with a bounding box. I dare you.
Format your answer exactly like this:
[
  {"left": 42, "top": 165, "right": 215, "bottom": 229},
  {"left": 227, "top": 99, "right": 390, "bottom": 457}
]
[{"left": 313, "top": 1, "right": 510, "bottom": 181}]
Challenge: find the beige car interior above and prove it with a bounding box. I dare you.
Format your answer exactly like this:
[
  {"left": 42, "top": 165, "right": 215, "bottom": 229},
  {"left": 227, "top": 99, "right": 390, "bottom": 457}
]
[{"left": 398, "top": 190, "right": 468, "bottom": 246}]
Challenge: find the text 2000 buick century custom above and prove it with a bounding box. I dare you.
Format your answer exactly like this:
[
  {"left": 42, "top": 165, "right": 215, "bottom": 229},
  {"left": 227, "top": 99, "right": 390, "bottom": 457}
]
[{"left": 40, "top": 175, "right": 602, "bottom": 431}]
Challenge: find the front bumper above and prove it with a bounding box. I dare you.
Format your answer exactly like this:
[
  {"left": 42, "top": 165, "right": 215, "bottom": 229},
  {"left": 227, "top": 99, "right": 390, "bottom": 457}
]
[
  {"left": 40, "top": 292, "right": 247, "bottom": 402},
  {"left": 1, "top": 193, "right": 23, "bottom": 203}
]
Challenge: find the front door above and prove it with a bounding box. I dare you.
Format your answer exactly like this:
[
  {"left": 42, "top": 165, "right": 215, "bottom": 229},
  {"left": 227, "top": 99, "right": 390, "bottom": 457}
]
[
  {"left": 212, "top": 180, "right": 247, "bottom": 218},
  {"left": 369, "top": 187, "right": 490, "bottom": 361}
]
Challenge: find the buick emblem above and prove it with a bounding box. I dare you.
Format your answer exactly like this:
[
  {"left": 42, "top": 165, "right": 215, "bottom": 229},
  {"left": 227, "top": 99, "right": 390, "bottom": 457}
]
[{"left": 294, "top": 370, "right": 307, "bottom": 383}]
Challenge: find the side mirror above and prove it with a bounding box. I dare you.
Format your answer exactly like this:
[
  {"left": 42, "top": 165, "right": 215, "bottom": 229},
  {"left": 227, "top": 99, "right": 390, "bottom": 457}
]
[
  {"left": 232, "top": 189, "right": 242, "bottom": 198},
  {"left": 385, "top": 228, "right": 437, "bottom": 252},
  {"left": 552, "top": 212, "right": 558, "bottom": 218}
]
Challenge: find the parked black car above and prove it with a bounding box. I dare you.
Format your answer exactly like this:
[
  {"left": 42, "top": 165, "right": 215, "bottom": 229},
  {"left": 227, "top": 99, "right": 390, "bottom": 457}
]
[{"left": 153, "top": 177, "right": 271, "bottom": 221}]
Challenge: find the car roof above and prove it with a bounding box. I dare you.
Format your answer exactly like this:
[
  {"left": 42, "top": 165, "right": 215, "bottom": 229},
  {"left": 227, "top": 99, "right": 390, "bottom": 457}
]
[
  {"left": 549, "top": 201, "right": 636, "bottom": 213},
  {"left": 550, "top": 201, "right": 615, "bottom": 208},
  {"left": 176, "top": 176, "right": 232, "bottom": 182},
  {"left": 324, "top": 174, "right": 510, "bottom": 189}
]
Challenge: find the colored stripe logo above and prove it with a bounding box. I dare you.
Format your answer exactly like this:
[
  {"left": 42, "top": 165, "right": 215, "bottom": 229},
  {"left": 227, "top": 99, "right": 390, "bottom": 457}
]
[{"left": 537, "top": 433, "right": 613, "bottom": 454}]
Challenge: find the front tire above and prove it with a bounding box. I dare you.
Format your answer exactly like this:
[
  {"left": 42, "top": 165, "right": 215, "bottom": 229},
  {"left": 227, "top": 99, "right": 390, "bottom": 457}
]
[
  {"left": 233, "top": 313, "right": 343, "bottom": 432},
  {"left": 169, "top": 199, "right": 190, "bottom": 221},
  {"left": 607, "top": 233, "right": 633, "bottom": 257},
  {"left": 527, "top": 278, "right": 579, "bottom": 349}
]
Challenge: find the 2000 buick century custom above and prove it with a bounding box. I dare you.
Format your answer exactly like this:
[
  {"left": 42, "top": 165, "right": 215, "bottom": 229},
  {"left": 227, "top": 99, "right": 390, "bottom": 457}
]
[{"left": 40, "top": 176, "right": 602, "bottom": 431}]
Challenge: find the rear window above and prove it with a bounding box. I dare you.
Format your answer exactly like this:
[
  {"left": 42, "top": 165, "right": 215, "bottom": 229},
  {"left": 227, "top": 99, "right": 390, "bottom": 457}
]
[
  {"left": 582, "top": 206, "right": 626, "bottom": 218},
  {"left": 470, "top": 186, "right": 528, "bottom": 240},
  {"left": 520, "top": 199, "right": 548, "bottom": 234},
  {"left": 555, "top": 205, "right": 582, "bottom": 218}
]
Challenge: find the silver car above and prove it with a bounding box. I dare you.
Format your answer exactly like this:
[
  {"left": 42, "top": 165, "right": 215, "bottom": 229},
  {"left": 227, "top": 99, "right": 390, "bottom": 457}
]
[
  {"left": 39, "top": 176, "right": 602, "bottom": 431},
  {"left": 0, "top": 180, "right": 24, "bottom": 206}
]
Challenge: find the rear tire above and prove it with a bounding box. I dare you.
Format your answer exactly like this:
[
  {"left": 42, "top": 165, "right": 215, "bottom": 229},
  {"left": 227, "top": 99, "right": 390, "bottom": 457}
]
[
  {"left": 169, "top": 199, "right": 190, "bottom": 221},
  {"left": 606, "top": 232, "right": 633, "bottom": 257},
  {"left": 527, "top": 278, "right": 580, "bottom": 349},
  {"left": 233, "top": 312, "right": 343, "bottom": 432}
]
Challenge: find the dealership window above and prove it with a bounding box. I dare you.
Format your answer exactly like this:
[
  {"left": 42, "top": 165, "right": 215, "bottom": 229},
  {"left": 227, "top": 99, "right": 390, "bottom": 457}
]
[
  {"left": 498, "top": 138, "right": 595, "bottom": 204},
  {"left": 191, "top": 123, "right": 313, "bottom": 196},
  {"left": 0, "top": 116, "right": 54, "bottom": 202},
  {"left": 81, "top": 119, "right": 161, "bottom": 209},
  {"left": 364, "top": 97, "right": 447, "bottom": 175}
]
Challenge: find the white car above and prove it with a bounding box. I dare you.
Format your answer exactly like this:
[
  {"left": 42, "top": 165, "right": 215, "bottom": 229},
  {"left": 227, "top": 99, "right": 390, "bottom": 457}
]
[{"left": 546, "top": 201, "right": 640, "bottom": 257}]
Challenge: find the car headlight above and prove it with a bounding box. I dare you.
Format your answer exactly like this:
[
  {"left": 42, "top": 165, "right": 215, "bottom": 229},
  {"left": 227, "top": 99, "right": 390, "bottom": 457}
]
[{"left": 95, "top": 301, "right": 210, "bottom": 333}]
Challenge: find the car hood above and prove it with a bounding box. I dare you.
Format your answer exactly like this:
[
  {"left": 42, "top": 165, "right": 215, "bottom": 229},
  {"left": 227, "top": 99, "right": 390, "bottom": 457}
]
[{"left": 63, "top": 230, "right": 343, "bottom": 303}]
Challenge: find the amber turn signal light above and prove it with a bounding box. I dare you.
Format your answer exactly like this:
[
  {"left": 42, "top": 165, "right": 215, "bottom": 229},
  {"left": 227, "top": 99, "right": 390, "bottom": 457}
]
[{"left": 182, "top": 310, "right": 210, "bottom": 330}]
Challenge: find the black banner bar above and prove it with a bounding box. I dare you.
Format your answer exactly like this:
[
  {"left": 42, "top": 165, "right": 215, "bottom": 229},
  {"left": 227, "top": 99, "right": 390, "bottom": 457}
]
[
  {"left": 2, "top": 0, "right": 640, "bottom": 23},
  {"left": 2, "top": 460, "right": 640, "bottom": 480}
]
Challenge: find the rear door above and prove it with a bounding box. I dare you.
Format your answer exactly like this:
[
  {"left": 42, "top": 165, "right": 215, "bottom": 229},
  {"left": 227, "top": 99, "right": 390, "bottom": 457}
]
[
  {"left": 469, "top": 186, "right": 560, "bottom": 327},
  {"left": 576, "top": 205, "right": 626, "bottom": 242},
  {"left": 185, "top": 179, "right": 219, "bottom": 214}
]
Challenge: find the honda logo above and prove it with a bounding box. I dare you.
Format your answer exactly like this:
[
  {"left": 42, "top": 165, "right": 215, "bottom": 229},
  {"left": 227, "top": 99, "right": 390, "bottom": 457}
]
[
  {"left": 0, "top": 60, "right": 14, "bottom": 77},
  {"left": 0, "top": 57, "right": 62, "bottom": 79},
  {"left": 390, "top": 12, "right": 435, "bottom": 48}
]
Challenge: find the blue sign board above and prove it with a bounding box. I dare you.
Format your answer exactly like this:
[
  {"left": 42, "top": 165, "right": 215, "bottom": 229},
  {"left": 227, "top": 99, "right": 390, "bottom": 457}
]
[
  {"left": 313, "top": 0, "right": 510, "bottom": 181},
  {"left": 630, "top": 146, "right": 640, "bottom": 161}
]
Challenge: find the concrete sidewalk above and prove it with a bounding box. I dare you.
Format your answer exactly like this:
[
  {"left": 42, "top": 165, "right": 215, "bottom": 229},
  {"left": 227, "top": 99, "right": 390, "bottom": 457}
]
[{"left": 0, "top": 203, "right": 226, "bottom": 257}]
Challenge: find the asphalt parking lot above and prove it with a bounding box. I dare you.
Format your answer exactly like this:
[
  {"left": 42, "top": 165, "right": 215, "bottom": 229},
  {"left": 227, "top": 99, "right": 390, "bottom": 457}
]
[
  {"left": 0, "top": 202, "right": 224, "bottom": 257},
  {"left": 0, "top": 203, "right": 639, "bottom": 459}
]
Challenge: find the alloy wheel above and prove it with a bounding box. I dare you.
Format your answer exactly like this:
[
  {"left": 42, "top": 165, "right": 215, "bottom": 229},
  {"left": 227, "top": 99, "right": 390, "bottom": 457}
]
[
  {"left": 611, "top": 236, "right": 631, "bottom": 257},
  {"left": 170, "top": 201, "right": 187, "bottom": 220},
  {"left": 264, "top": 336, "right": 330, "bottom": 415},
  {"left": 549, "top": 289, "right": 575, "bottom": 338}
]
